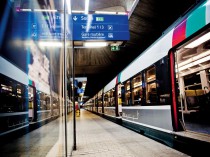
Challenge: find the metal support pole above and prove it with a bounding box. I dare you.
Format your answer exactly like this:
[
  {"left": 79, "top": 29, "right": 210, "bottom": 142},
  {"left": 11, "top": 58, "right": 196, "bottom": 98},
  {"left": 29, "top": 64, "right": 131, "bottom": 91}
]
[
  {"left": 64, "top": 1, "right": 68, "bottom": 156},
  {"left": 73, "top": 42, "right": 76, "bottom": 150}
]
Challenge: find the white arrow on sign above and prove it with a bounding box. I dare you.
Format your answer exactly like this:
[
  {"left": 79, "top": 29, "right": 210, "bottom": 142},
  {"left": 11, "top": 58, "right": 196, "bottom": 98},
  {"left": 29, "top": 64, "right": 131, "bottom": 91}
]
[{"left": 73, "top": 16, "right": 77, "bottom": 21}]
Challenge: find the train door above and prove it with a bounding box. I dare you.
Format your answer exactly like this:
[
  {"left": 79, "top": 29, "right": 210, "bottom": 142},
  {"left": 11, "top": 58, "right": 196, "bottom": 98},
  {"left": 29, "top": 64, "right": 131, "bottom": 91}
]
[
  {"left": 170, "top": 27, "right": 210, "bottom": 134},
  {"left": 28, "top": 86, "right": 36, "bottom": 122},
  {"left": 116, "top": 83, "right": 122, "bottom": 116}
]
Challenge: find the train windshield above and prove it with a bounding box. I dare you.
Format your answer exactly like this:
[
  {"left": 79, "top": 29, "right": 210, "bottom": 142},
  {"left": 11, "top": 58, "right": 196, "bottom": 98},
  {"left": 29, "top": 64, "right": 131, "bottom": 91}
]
[{"left": 174, "top": 28, "right": 210, "bottom": 135}]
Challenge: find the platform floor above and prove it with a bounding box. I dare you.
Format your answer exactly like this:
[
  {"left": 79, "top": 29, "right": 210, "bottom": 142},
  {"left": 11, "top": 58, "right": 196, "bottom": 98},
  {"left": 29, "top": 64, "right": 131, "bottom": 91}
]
[
  {"left": 72, "top": 109, "right": 189, "bottom": 157},
  {"left": 0, "top": 109, "right": 190, "bottom": 157}
]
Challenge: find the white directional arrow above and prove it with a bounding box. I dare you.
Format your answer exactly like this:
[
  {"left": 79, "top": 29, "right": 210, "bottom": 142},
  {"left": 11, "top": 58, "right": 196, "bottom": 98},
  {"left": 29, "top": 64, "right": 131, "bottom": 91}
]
[{"left": 73, "top": 16, "right": 77, "bottom": 21}]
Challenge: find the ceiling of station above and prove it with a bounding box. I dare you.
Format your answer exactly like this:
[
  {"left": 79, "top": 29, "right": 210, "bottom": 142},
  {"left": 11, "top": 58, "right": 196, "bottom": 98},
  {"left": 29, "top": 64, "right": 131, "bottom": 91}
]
[
  {"left": 72, "top": 0, "right": 198, "bottom": 98},
  {"left": 15, "top": 0, "right": 198, "bottom": 99}
]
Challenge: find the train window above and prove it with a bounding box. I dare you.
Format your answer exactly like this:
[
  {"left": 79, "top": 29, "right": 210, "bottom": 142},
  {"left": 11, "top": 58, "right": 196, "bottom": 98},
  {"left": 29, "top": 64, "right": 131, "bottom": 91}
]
[
  {"left": 45, "top": 95, "right": 51, "bottom": 110},
  {"left": 16, "top": 84, "right": 24, "bottom": 111},
  {"left": 0, "top": 79, "right": 15, "bottom": 112},
  {"left": 104, "top": 92, "right": 109, "bottom": 107},
  {"left": 155, "top": 57, "right": 171, "bottom": 105},
  {"left": 124, "top": 80, "right": 131, "bottom": 106},
  {"left": 98, "top": 95, "right": 102, "bottom": 107},
  {"left": 110, "top": 89, "right": 115, "bottom": 107},
  {"left": 146, "top": 66, "right": 157, "bottom": 104},
  {"left": 132, "top": 74, "right": 142, "bottom": 106}
]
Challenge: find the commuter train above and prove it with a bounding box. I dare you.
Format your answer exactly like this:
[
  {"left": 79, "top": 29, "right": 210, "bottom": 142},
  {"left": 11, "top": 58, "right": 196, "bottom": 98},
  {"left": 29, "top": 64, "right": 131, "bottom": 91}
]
[
  {"left": 0, "top": 54, "right": 73, "bottom": 141},
  {"left": 0, "top": 56, "right": 63, "bottom": 139},
  {"left": 84, "top": 0, "right": 210, "bottom": 155}
]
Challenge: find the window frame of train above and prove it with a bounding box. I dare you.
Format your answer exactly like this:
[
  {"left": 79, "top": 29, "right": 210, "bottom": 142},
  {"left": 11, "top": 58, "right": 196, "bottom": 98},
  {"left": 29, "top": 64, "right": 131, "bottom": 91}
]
[
  {"left": 121, "top": 60, "right": 171, "bottom": 107},
  {"left": 131, "top": 73, "right": 143, "bottom": 106},
  {"left": 103, "top": 89, "right": 115, "bottom": 107},
  {"left": 169, "top": 25, "right": 210, "bottom": 131}
]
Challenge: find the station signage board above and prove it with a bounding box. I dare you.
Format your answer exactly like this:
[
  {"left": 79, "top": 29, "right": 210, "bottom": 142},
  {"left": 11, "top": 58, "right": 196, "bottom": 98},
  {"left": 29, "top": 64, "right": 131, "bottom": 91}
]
[
  {"left": 12, "top": 12, "right": 72, "bottom": 41},
  {"left": 72, "top": 14, "right": 129, "bottom": 41}
]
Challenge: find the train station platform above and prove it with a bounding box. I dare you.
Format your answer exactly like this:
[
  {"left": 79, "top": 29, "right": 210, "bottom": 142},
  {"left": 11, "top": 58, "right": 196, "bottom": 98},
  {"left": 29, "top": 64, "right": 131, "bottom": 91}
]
[
  {"left": 0, "top": 109, "right": 190, "bottom": 157},
  {"left": 72, "top": 109, "right": 189, "bottom": 157}
]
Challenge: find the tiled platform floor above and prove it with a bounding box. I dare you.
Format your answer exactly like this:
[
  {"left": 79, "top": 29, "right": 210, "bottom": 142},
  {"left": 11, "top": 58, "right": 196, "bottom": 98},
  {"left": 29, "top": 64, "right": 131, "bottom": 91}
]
[{"left": 71, "top": 109, "right": 189, "bottom": 157}]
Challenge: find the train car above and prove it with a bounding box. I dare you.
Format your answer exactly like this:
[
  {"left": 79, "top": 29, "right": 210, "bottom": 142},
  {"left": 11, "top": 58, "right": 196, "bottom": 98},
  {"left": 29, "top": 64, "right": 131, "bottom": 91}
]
[
  {"left": 0, "top": 57, "right": 61, "bottom": 138},
  {"left": 85, "top": 0, "right": 210, "bottom": 155},
  {"left": 0, "top": 58, "right": 29, "bottom": 139},
  {"left": 97, "top": 89, "right": 103, "bottom": 115},
  {"left": 84, "top": 98, "right": 94, "bottom": 112}
]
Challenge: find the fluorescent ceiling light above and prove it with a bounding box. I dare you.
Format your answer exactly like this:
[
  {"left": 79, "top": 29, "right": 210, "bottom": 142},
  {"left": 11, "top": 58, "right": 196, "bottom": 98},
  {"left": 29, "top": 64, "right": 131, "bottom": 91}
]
[
  {"left": 66, "top": 0, "right": 71, "bottom": 14},
  {"left": 185, "top": 32, "right": 210, "bottom": 48},
  {"left": 34, "top": 9, "right": 57, "bottom": 12},
  {"left": 95, "top": 11, "right": 117, "bottom": 14},
  {"left": 118, "top": 12, "right": 127, "bottom": 15},
  {"left": 85, "top": 0, "right": 89, "bottom": 14},
  {"left": 72, "top": 10, "right": 85, "bottom": 13},
  {"left": 84, "top": 42, "right": 108, "bottom": 48},
  {"left": 39, "top": 41, "right": 63, "bottom": 47}
]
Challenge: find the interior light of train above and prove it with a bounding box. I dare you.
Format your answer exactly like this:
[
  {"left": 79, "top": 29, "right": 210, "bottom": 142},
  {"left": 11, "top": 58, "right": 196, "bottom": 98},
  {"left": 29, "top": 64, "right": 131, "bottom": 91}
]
[
  {"left": 34, "top": 9, "right": 57, "bottom": 12},
  {"left": 2, "top": 86, "right": 12, "bottom": 91},
  {"left": 85, "top": 0, "right": 89, "bottom": 14},
  {"left": 39, "top": 41, "right": 63, "bottom": 47},
  {"left": 83, "top": 42, "right": 108, "bottom": 47},
  {"left": 178, "top": 55, "right": 210, "bottom": 71},
  {"left": 178, "top": 50, "right": 210, "bottom": 67},
  {"left": 184, "top": 32, "right": 210, "bottom": 48}
]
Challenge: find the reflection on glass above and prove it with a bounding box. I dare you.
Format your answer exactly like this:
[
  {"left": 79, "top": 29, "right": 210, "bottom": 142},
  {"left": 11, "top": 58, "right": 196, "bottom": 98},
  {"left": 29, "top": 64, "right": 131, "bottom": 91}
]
[
  {"left": 132, "top": 74, "right": 142, "bottom": 105},
  {"left": 146, "top": 66, "right": 157, "bottom": 104},
  {"left": 0, "top": 1, "right": 73, "bottom": 156}
]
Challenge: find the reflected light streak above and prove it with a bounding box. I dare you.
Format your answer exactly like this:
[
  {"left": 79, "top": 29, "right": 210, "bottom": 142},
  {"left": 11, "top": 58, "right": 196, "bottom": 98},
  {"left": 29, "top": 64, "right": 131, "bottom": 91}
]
[{"left": 39, "top": 41, "right": 63, "bottom": 47}]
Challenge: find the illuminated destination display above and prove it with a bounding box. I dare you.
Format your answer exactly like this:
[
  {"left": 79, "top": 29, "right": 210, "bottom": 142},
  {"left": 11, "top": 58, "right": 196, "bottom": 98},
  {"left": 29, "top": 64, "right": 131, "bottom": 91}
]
[
  {"left": 12, "top": 12, "right": 129, "bottom": 41},
  {"left": 72, "top": 14, "right": 130, "bottom": 41}
]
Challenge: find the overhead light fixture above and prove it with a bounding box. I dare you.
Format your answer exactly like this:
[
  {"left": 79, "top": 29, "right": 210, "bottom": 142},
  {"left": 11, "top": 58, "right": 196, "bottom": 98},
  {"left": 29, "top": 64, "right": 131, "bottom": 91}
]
[
  {"left": 84, "top": 42, "right": 108, "bottom": 48},
  {"left": 95, "top": 11, "right": 117, "bottom": 15},
  {"left": 66, "top": 0, "right": 71, "bottom": 14},
  {"left": 185, "top": 32, "right": 210, "bottom": 48},
  {"left": 85, "top": 0, "right": 89, "bottom": 14},
  {"left": 118, "top": 12, "right": 128, "bottom": 15},
  {"left": 34, "top": 9, "right": 57, "bottom": 12},
  {"left": 72, "top": 10, "right": 85, "bottom": 13},
  {"left": 39, "top": 41, "right": 63, "bottom": 47}
]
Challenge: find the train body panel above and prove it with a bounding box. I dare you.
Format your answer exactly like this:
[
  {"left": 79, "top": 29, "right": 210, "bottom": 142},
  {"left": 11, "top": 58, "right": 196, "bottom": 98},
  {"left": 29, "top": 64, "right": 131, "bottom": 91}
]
[
  {"left": 104, "top": 107, "right": 116, "bottom": 117},
  {"left": 122, "top": 106, "right": 173, "bottom": 131}
]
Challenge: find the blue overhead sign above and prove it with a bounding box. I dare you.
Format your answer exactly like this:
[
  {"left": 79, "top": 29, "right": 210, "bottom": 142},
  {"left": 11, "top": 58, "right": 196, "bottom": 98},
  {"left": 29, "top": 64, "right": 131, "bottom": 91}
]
[
  {"left": 72, "top": 14, "right": 129, "bottom": 41},
  {"left": 12, "top": 12, "right": 72, "bottom": 41}
]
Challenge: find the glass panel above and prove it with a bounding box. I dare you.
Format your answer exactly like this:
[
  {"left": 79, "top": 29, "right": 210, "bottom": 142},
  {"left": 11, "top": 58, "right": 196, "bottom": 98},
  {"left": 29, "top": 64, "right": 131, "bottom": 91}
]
[
  {"left": 124, "top": 80, "right": 131, "bottom": 105},
  {"left": 132, "top": 74, "right": 142, "bottom": 105},
  {"left": 0, "top": 0, "right": 73, "bottom": 156},
  {"left": 156, "top": 58, "right": 171, "bottom": 105},
  {"left": 146, "top": 66, "right": 157, "bottom": 104}
]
